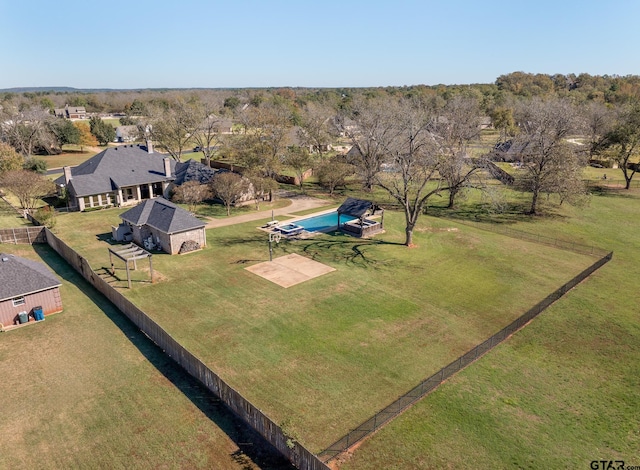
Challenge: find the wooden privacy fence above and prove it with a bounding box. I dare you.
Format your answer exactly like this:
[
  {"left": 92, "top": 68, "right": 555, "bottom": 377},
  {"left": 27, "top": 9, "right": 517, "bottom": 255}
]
[
  {"left": 318, "top": 250, "right": 613, "bottom": 462},
  {"left": 43, "top": 228, "right": 329, "bottom": 470},
  {"left": 0, "top": 226, "right": 46, "bottom": 244}
]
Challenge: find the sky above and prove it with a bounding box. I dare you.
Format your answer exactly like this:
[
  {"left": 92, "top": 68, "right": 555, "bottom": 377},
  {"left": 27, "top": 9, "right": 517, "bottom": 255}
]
[{"left": 1, "top": 0, "right": 639, "bottom": 89}]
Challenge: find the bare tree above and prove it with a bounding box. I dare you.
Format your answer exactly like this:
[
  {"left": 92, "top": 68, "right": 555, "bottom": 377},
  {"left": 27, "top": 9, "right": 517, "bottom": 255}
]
[
  {"left": 147, "top": 99, "right": 200, "bottom": 161},
  {"left": 209, "top": 172, "right": 250, "bottom": 216},
  {"left": 512, "top": 98, "right": 585, "bottom": 214},
  {"left": 190, "top": 97, "right": 227, "bottom": 166},
  {"left": 337, "top": 96, "right": 393, "bottom": 191},
  {"left": 233, "top": 101, "right": 292, "bottom": 200},
  {"left": 0, "top": 169, "right": 56, "bottom": 210},
  {"left": 584, "top": 101, "right": 614, "bottom": 159},
  {"left": 371, "top": 97, "right": 444, "bottom": 246},
  {"left": 1, "top": 106, "right": 56, "bottom": 156},
  {"left": 245, "top": 170, "right": 278, "bottom": 210},
  {"left": 315, "top": 157, "right": 355, "bottom": 196},
  {"left": 436, "top": 96, "right": 484, "bottom": 208},
  {"left": 283, "top": 146, "right": 314, "bottom": 191},
  {"left": 171, "top": 181, "right": 212, "bottom": 212},
  {"left": 297, "top": 101, "right": 334, "bottom": 157},
  {"left": 595, "top": 104, "right": 640, "bottom": 189}
]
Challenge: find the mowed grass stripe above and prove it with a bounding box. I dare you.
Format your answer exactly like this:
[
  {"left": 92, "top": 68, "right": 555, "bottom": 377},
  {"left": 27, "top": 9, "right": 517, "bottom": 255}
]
[
  {"left": 341, "top": 190, "right": 639, "bottom": 469},
  {"left": 48, "top": 207, "right": 597, "bottom": 452},
  {"left": 0, "top": 244, "right": 291, "bottom": 469}
]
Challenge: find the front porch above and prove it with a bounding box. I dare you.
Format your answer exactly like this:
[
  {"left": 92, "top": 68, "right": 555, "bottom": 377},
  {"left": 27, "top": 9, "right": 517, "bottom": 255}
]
[{"left": 77, "top": 181, "right": 168, "bottom": 211}]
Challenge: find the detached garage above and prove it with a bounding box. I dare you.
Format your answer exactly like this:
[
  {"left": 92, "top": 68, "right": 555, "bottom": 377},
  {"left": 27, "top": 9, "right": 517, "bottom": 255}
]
[
  {"left": 0, "top": 253, "right": 63, "bottom": 327},
  {"left": 118, "top": 198, "right": 206, "bottom": 255}
]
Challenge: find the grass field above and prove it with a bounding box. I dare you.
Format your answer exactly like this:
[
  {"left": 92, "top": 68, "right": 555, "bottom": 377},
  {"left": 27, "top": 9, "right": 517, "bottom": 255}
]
[
  {"left": 175, "top": 198, "right": 293, "bottom": 219},
  {"left": 0, "top": 197, "right": 31, "bottom": 228},
  {"left": 0, "top": 244, "right": 292, "bottom": 469},
  {"left": 340, "top": 187, "right": 640, "bottom": 469},
  {"left": 41, "top": 148, "right": 100, "bottom": 170},
  {"left": 5, "top": 173, "right": 637, "bottom": 467},
  {"left": 49, "top": 199, "right": 598, "bottom": 453}
]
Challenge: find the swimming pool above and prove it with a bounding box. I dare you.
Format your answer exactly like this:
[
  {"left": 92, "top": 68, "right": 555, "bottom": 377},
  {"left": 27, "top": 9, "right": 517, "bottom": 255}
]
[{"left": 295, "top": 211, "right": 357, "bottom": 233}]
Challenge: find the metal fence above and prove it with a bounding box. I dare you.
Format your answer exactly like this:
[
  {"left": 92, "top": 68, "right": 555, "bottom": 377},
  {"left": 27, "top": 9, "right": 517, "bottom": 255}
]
[
  {"left": 42, "top": 228, "right": 328, "bottom": 470},
  {"left": 452, "top": 220, "right": 610, "bottom": 257},
  {"left": 318, "top": 250, "right": 613, "bottom": 462},
  {"left": 0, "top": 226, "right": 46, "bottom": 244},
  {"left": 585, "top": 178, "right": 640, "bottom": 190}
]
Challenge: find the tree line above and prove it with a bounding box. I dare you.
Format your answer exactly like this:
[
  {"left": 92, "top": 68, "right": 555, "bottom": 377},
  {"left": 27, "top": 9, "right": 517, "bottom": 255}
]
[{"left": 1, "top": 72, "right": 640, "bottom": 246}]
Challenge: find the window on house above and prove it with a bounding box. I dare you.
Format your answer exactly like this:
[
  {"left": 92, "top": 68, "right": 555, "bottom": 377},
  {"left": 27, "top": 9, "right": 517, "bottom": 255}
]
[{"left": 12, "top": 296, "right": 25, "bottom": 307}]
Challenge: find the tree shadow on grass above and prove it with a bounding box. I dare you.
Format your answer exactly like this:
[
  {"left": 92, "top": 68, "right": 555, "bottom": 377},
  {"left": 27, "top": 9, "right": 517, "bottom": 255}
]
[
  {"left": 428, "top": 202, "right": 568, "bottom": 226},
  {"left": 588, "top": 185, "right": 640, "bottom": 199},
  {"left": 214, "top": 230, "right": 404, "bottom": 269},
  {"left": 285, "top": 233, "right": 403, "bottom": 269},
  {"left": 32, "top": 243, "right": 294, "bottom": 470}
]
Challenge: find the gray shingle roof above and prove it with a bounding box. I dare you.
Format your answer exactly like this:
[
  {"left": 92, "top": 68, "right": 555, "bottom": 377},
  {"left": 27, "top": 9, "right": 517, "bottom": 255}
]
[
  {"left": 0, "top": 253, "right": 61, "bottom": 301},
  {"left": 119, "top": 198, "right": 205, "bottom": 234},
  {"left": 54, "top": 145, "right": 176, "bottom": 197},
  {"left": 173, "top": 159, "right": 219, "bottom": 185}
]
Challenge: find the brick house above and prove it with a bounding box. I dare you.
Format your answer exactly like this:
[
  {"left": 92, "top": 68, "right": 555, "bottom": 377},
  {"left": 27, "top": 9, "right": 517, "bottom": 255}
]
[
  {"left": 53, "top": 105, "right": 87, "bottom": 119},
  {"left": 119, "top": 198, "right": 206, "bottom": 255},
  {"left": 55, "top": 143, "right": 177, "bottom": 211},
  {"left": 0, "top": 253, "right": 62, "bottom": 327}
]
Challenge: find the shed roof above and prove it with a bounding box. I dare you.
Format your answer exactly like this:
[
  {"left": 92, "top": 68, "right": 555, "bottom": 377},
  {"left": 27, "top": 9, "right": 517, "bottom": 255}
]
[
  {"left": 120, "top": 198, "right": 205, "bottom": 234},
  {"left": 0, "top": 253, "right": 61, "bottom": 302},
  {"left": 337, "top": 197, "right": 376, "bottom": 218}
]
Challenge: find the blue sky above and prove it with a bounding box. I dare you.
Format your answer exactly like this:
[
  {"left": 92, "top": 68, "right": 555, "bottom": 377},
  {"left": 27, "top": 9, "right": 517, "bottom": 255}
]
[{"left": 1, "top": 0, "right": 638, "bottom": 89}]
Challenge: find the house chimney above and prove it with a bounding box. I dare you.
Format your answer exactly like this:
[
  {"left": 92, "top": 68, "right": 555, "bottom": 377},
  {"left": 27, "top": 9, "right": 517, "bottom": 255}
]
[
  {"left": 163, "top": 157, "right": 171, "bottom": 177},
  {"left": 146, "top": 139, "right": 153, "bottom": 154},
  {"left": 63, "top": 166, "right": 72, "bottom": 185}
]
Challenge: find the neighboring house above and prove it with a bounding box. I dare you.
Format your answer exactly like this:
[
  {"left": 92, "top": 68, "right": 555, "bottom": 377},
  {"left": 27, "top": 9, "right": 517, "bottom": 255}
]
[
  {"left": 204, "top": 114, "right": 234, "bottom": 134},
  {"left": 479, "top": 116, "right": 493, "bottom": 130},
  {"left": 0, "top": 253, "right": 62, "bottom": 327},
  {"left": 54, "top": 143, "right": 177, "bottom": 211},
  {"left": 54, "top": 105, "right": 87, "bottom": 119},
  {"left": 284, "top": 126, "right": 332, "bottom": 153},
  {"left": 115, "top": 125, "right": 139, "bottom": 143},
  {"left": 118, "top": 198, "right": 206, "bottom": 255}
]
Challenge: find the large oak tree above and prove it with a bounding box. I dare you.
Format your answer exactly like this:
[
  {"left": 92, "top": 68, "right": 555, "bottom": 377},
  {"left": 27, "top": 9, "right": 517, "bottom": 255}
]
[{"left": 512, "top": 98, "right": 586, "bottom": 214}]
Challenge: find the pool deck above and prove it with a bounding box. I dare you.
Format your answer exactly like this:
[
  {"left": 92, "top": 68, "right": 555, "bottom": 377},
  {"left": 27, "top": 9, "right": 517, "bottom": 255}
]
[{"left": 204, "top": 195, "right": 330, "bottom": 229}]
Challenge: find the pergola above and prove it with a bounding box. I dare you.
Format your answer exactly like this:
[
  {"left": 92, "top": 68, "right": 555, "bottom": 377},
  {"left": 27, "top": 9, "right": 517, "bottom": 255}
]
[
  {"left": 108, "top": 243, "right": 154, "bottom": 288},
  {"left": 337, "top": 197, "right": 384, "bottom": 237}
]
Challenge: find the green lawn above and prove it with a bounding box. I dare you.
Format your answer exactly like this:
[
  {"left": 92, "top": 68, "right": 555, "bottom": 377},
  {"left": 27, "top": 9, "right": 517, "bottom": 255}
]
[
  {"left": 50, "top": 202, "right": 598, "bottom": 452},
  {"left": 341, "top": 188, "right": 640, "bottom": 469},
  {"left": 175, "top": 198, "right": 293, "bottom": 219},
  {"left": 0, "top": 197, "right": 32, "bottom": 228},
  {"left": 102, "top": 117, "right": 122, "bottom": 127},
  {"left": 0, "top": 244, "right": 291, "bottom": 469},
  {"left": 42, "top": 148, "right": 99, "bottom": 169}
]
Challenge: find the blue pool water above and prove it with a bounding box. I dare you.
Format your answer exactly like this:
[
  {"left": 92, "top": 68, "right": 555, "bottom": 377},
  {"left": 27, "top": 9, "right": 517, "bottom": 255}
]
[{"left": 295, "top": 211, "right": 357, "bottom": 232}]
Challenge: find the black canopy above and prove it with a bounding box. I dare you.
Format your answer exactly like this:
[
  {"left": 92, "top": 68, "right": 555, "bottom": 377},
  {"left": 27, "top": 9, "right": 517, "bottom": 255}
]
[{"left": 337, "top": 197, "right": 376, "bottom": 218}]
